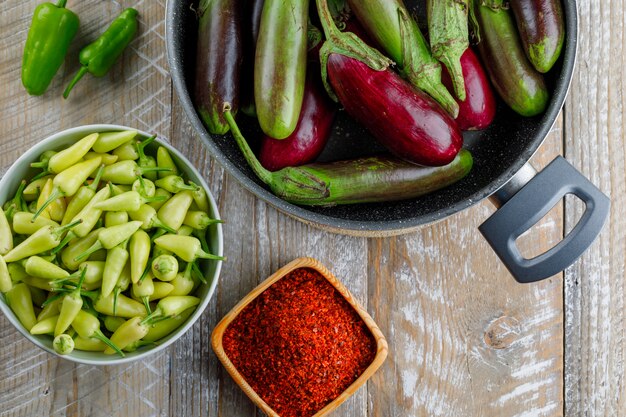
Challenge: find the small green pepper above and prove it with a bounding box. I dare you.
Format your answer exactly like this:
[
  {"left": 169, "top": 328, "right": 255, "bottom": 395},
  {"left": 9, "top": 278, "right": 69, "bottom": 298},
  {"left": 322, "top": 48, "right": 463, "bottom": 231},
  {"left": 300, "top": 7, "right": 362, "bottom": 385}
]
[
  {"left": 136, "top": 135, "right": 159, "bottom": 181},
  {"left": 129, "top": 230, "right": 150, "bottom": 284},
  {"left": 74, "top": 221, "right": 142, "bottom": 262},
  {"left": 0, "top": 256, "right": 12, "bottom": 293},
  {"left": 132, "top": 177, "right": 156, "bottom": 198},
  {"left": 23, "top": 177, "right": 52, "bottom": 201},
  {"left": 156, "top": 147, "right": 179, "bottom": 178},
  {"left": 61, "top": 164, "right": 104, "bottom": 226},
  {"left": 6, "top": 283, "right": 37, "bottom": 331},
  {"left": 113, "top": 141, "right": 139, "bottom": 161},
  {"left": 148, "top": 188, "right": 172, "bottom": 211},
  {"left": 94, "top": 191, "right": 165, "bottom": 212},
  {"left": 30, "top": 315, "right": 59, "bottom": 335},
  {"left": 100, "top": 160, "right": 170, "bottom": 185},
  {"left": 3, "top": 220, "right": 81, "bottom": 263},
  {"left": 55, "top": 268, "right": 87, "bottom": 336},
  {"left": 132, "top": 272, "right": 154, "bottom": 314},
  {"left": 92, "top": 130, "right": 138, "bottom": 153},
  {"left": 151, "top": 254, "right": 178, "bottom": 282},
  {"left": 71, "top": 310, "right": 124, "bottom": 356},
  {"left": 63, "top": 8, "right": 139, "bottom": 99},
  {"left": 60, "top": 228, "right": 101, "bottom": 270},
  {"left": 142, "top": 295, "right": 200, "bottom": 325},
  {"left": 84, "top": 151, "right": 119, "bottom": 166},
  {"left": 48, "top": 133, "right": 100, "bottom": 174},
  {"left": 13, "top": 212, "right": 59, "bottom": 235},
  {"left": 183, "top": 211, "right": 222, "bottom": 230},
  {"left": 22, "top": 256, "right": 70, "bottom": 280},
  {"left": 0, "top": 207, "right": 13, "bottom": 255},
  {"left": 69, "top": 187, "right": 111, "bottom": 238},
  {"left": 101, "top": 243, "right": 129, "bottom": 298},
  {"left": 157, "top": 191, "right": 194, "bottom": 231},
  {"left": 37, "top": 296, "right": 61, "bottom": 321},
  {"left": 36, "top": 178, "right": 66, "bottom": 221},
  {"left": 154, "top": 176, "right": 199, "bottom": 194},
  {"left": 104, "top": 316, "right": 149, "bottom": 355},
  {"left": 73, "top": 336, "right": 107, "bottom": 352},
  {"left": 143, "top": 306, "right": 194, "bottom": 342},
  {"left": 154, "top": 235, "right": 224, "bottom": 263},
  {"left": 168, "top": 272, "right": 195, "bottom": 296},
  {"left": 94, "top": 292, "right": 145, "bottom": 318},
  {"left": 103, "top": 315, "right": 126, "bottom": 333},
  {"left": 151, "top": 282, "right": 174, "bottom": 300},
  {"left": 191, "top": 187, "right": 210, "bottom": 213},
  {"left": 22, "top": 0, "right": 80, "bottom": 96},
  {"left": 53, "top": 334, "right": 75, "bottom": 355}
]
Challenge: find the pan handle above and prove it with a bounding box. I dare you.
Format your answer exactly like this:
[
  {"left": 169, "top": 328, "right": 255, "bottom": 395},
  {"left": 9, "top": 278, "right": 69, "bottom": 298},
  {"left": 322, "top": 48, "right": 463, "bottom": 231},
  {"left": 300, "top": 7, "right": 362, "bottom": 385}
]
[{"left": 479, "top": 156, "right": 610, "bottom": 283}]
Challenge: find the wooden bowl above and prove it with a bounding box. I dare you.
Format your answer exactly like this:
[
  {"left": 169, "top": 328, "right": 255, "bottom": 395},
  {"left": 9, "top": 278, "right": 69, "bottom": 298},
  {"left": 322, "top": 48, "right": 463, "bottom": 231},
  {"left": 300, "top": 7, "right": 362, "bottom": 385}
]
[{"left": 211, "top": 257, "right": 388, "bottom": 417}]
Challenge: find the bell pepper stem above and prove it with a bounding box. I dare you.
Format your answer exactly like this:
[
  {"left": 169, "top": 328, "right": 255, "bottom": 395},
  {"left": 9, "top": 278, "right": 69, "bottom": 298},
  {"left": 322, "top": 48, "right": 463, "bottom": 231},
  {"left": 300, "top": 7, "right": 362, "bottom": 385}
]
[
  {"left": 223, "top": 105, "right": 273, "bottom": 185},
  {"left": 56, "top": 0, "right": 68, "bottom": 8},
  {"left": 63, "top": 66, "right": 88, "bottom": 99},
  {"left": 93, "top": 329, "right": 125, "bottom": 357}
]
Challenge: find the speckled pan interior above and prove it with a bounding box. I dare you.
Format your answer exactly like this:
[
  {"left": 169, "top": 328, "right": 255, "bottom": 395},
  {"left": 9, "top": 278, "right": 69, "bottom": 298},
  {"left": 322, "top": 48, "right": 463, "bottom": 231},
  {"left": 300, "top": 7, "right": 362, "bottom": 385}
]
[{"left": 166, "top": 0, "right": 577, "bottom": 236}]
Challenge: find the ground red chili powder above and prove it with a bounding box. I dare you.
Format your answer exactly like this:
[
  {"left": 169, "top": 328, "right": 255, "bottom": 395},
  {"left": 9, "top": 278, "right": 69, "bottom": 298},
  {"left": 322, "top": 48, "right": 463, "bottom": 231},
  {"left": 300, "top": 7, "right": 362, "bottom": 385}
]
[{"left": 222, "top": 268, "right": 377, "bottom": 417}]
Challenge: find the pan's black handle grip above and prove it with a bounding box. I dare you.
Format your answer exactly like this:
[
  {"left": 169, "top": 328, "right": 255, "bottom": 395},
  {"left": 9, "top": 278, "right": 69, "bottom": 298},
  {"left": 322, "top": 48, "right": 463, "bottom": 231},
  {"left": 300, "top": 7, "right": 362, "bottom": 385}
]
[{"left": 479, "top": 157, "right": 610, "bottom": 283}]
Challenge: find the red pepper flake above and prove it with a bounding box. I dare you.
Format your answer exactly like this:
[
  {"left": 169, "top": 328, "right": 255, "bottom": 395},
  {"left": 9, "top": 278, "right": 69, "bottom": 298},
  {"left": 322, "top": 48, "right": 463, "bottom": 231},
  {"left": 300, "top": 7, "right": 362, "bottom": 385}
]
[{"left": 222, "top": 268, "right": 376, "bottom": 417}]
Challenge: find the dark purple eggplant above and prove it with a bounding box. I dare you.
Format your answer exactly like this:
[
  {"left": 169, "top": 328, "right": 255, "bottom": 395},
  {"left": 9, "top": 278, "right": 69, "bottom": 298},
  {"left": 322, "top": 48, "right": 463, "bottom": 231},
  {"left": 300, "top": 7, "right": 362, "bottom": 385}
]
[
  {"left": 259, "top": 63, "right": 336, "bottom": 171},
  {"left": 240, "top": 0, "right": 264, "bottom": 117},
  {"left": 194, "top": 0, "right": 242, "bottom": 135},
  {"left": 510, "top": 0, "right": 565, "bottom": 73},
  {"left": 474, "top": 0, "right": 548, "bottom": 117},
  {"left": 441, "top": 48, "right": 496, "bottom": 131},
  {"left": 315, "top": 0, "right": 463, "bottom": 167}
]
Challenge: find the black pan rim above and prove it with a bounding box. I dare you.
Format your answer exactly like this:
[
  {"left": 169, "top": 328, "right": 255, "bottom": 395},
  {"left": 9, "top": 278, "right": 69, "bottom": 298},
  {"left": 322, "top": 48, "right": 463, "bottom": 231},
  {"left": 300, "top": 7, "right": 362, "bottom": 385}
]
[{"left": 165, "top": 0, "right": 578, "bottom": 234}]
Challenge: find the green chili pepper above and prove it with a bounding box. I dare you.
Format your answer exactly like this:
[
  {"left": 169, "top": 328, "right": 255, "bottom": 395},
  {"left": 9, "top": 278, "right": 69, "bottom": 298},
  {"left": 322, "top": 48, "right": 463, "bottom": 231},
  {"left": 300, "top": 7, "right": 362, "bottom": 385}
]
[
  {"left": 148, "top": 188, "right": 172, "bottom": 211},
  {"left": 70, "top": 261, "right": 105, "bottom": 289},
  {"left": 123, "top": 339, "right": 155, "bottom": 353},
  {"left": 191, "top": 187, "right": 210, "bottom": 214},
  {"left": 129, "top": 230, "right": 151, "bottom": 284},
  {"left": 60, "top": 228, "right": 101, "bottom": 270},
  {"left": 32, "top": 157, "right": 102, "bottom": 221},
  {"left": 22, "top": 256, "right": 69, "bottom": 280},
  {"left": 100, "top": 160, "right": 170, "bottom": 185},
  {"left": 154, "top": 176, "right": 199, "bottom": 194},
  {"left": 13, "top": 212, "right": 59, "bottom": 235},
  {"left": 30, "top": 315, "right": 59, "bottom": 335},
  {"left": 157, "top": 191, "right": 194, "bottom": 231},
  {"left": 22, "top": 0, "right": 80, "bottom": 96},
  {"left": 168, "top": 272, "right": 195, "bottom": 296},
  {"left": 136, "top": 135, "right": 159, "bottom": 181},
  {"left": 132, "top": 272, "right": 154, "bottom": 314},
  {"left": 92, "top": 130, "right": 138, "bottom": 153},
  {"left": 84, "top": 151, "right": 119, "bottom": 166},
  {"left": 23, "top": 177, "right": 52, "bottom": 202},
  {"left": 74, "top": 221, "right": 142, "bottom": 263},
  {"left": 73, "top": 336, "right": 106, "bottom": 352},
  {"left": 427, "top": 0, "right": 470, "bottom": 100},
  {"left": 125, "top": 204, "right": 175, "bottom": 234},
  {"left": 63, "top": 8, "right": 139, "bottom": 99},
  {"left": 3, "top": 220, "right": 81, "bottom": 263},
  {"left": 6, "top": 283, "right": 37, "bottom": 331},
  {"left": 36, "top": 178, "right": 66, "bottom": 221},
  {"left": 142, "top": 295, "right": 200, "bottom": 325},
  {"left": 30, "top": 150, "right": 57, "bottom": 173},
  {"left": 95, "top": 291, "right": 145, "bottom": 318},
  {"left": 151, "top": 281, "right": 174, "bottom": 300},
  {"left": 69, "top": 187, "right": 111, "bottom": 239},
  {"left": 104, "top": 211, "right": 129, "bottom": 228},
  {"left": 7, "top": 263, "right": 28, "bottom": 284},
  {"left": 37, "top": 296, "right": 61, "bottom": 321},
  {"left": 144, "top": 306, "right": 194, "bottom": 342},
  {"left": 101, "top": 243, "right": 129, "bottom": 298},
  {"left": 132, "top": 177, "right": 156, "bottom": 198},
  {"left": 112, "top": 141, "right": 139, "bottom": 161},
  {"left": 182, "top": 211, "right": 222, "bottom": 230},
  {"left": 61, "top": 164, "right": 104, "bottom": 226},
  {"left": 53, "top": 333, "right": 75, "bottom": 355},
  {"left": 49, "top": 133, "right": 100, "bottom": 174},
  {"left": 112, "top": 263, "right": 131, "bottom": 316},
  {"left": 0, "top": 207, "right": 13, "bottom": 255},
  {"left": 151, "top": 254, "right": 178, "bottom": 282},
  {"left": 0, "top": 256, "right": 12, "bottom": 293},
  {"left": 55, "top": 268, "right": 87, "bottom": 336},
  {"left": 104, "top": 315, "right": 126, "bottom": 333},
  {"left": 93, "top": 191, "right": 165, "bottom": 212},
  {"left": 176, "top": 225, "right": 194, "bottom": 237},
  {"left": 71, "top": 310, "right": 124, "bottom": 356},
  {"left": 154, "top": 235, "right": 224, "bottom": 263},
  {"left": 104, "top": 316, "right": 148, "bottom": 355},
  {"left": 22, "top": 275, "right": 64, "bottom": 292},
  {"left": 156, "top": 147, "right": 179, "bottom": 179}
]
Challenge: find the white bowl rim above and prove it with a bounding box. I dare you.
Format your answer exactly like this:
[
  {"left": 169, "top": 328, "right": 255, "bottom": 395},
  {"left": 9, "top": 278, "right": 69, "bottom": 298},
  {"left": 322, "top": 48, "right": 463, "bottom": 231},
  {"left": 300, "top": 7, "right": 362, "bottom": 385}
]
[{"left": 0, "top": 124, "right": 223, "bottom": 365}]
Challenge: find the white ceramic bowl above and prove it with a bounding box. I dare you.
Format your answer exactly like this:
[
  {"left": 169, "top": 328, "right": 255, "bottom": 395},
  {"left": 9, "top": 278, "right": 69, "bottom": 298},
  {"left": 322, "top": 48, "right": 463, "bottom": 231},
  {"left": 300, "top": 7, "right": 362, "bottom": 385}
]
[{"left": 0, "top": 124, "right": 223, "bottom": 365}]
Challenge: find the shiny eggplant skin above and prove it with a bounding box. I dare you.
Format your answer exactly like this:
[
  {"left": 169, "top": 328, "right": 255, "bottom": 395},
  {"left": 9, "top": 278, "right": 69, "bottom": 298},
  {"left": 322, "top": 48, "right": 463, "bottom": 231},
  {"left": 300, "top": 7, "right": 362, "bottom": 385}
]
[
  {"left": 327, "top": 53, "right": 463, "bottom": 167},
  {"left": 510, "top": 0, "right": 565, "bottom": 73},
  {"left": 240, "top": 0, "right": 264, "bottom": 117},
  {"left": 254, "top": 0, "right": 309, "bottom": 139},
  {"left": 474, "top": 2, "right": 549, "bottom": 117},
  {"left": 194, "top": 0, "right": 242, "bottom": 135},
  {"left": 441, "top": 48, "right": 496, "bottom": 130},
  {"left": 259, "top": 64, "right": 336, "bottom": 172}
]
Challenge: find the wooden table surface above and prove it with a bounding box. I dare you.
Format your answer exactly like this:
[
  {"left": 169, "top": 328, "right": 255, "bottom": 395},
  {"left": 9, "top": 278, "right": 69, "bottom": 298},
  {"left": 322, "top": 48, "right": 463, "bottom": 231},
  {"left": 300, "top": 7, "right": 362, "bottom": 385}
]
[{"left": 0, "top": 1, "right": 623, "bottom": 416}]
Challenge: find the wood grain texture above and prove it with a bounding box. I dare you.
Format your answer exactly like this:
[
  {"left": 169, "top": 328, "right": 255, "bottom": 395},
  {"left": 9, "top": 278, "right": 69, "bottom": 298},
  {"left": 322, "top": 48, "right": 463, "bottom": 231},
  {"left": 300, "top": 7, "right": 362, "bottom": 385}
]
[
  {"left": 0, "top": 0, "right": 615, "bottom": 416},
  {"left": 563, "top": 0, "right": 626, "bottom": 415}
]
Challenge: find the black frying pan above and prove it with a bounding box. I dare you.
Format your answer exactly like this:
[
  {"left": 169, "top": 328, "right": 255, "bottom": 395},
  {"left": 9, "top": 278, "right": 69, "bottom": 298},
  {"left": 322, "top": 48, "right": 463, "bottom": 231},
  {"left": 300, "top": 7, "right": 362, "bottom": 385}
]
[{"left": 165, "top": 0, "right": 609, "bottom": 283}]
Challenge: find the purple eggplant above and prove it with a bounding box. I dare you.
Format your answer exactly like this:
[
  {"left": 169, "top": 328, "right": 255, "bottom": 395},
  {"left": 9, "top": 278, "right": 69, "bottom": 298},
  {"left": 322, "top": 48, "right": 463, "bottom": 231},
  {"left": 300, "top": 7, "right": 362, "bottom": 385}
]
[
  {"left": 240, "top": 0, "right": 264, "bottom": 117},
  {"left": 315, "top": 0, "right": 463, "bottom": 167},
  {"left": 441, "top": 48, "right": 496, "bottom": 131},
  {"left": 194, "top": 0, "right": 242, "bottom": 135},
  {"left": 259, "top": 64, "right": 336, "bottom": 171}
]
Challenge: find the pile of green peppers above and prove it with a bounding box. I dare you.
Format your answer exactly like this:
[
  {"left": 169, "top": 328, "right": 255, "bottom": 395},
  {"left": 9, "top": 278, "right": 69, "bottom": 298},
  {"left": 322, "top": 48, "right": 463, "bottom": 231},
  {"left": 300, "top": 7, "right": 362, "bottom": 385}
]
[
  {"left": 21, "top": 1, "right": 138, "bottom": 98},
  {"left": 0, "top": 131, "right": 223, "bottom": 356}
]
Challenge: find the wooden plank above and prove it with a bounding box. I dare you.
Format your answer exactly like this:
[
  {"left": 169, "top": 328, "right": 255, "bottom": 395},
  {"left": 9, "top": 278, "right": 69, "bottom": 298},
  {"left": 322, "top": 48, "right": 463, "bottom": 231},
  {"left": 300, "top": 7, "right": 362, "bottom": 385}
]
[
  {"left": 367, "top": 127, "right": 564, "bottom": 417},
  {"left": 563, "top": 0, "right": 626, "bottom": 415}
]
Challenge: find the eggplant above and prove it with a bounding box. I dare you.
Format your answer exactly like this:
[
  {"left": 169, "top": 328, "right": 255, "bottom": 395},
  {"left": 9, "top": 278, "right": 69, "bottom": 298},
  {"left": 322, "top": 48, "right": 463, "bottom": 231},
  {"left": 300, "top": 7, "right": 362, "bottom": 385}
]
[
  {"left": 259, "top": 63, "right": 336, "bottom": 172},
  {"left": 474, "top": 0, "right": 548, "bottom": 117},
  {"left": 441, "top": 48, "right": 496, "bottom": 131},
  {"left": 194, "top": 0, "right": 242, "bottom": 135},
  {"left": 224, "top": 106, "right": 473, "bottom": 206},
  {"left": 346, "top": 0, "right": 459, "bottom": 117},
  {"left": 240, "top": 0, "right": 264, "bottom": 117},
  {"left": 254, "top": 0, "right": 309, "bottom": 139},
  {"left": 510, "top": 0, "right": 565, "bottom": 73}
]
